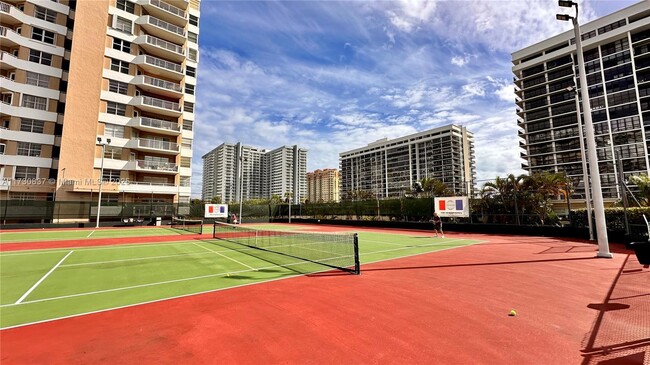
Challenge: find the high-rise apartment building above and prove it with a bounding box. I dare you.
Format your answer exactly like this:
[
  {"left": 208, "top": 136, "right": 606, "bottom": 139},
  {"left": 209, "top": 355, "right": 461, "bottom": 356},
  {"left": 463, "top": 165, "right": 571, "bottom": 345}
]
[
  {"left": 1, "top": 0, "right": 200, "bottom": 208},
  {"left": 202, "top": 142, "right": 264, "bottom": 203},
  {"left": 339, "top": 125, "right": 476, "bottom": 199},
  {"left": 202, "top": 143, "right": 307, "bottom": 203},
  {"left": 307, "top": 168, "right": 339, "bottom": 202},
  {"left": 513, "top": 2, "right": 650, "bottom": 200}
]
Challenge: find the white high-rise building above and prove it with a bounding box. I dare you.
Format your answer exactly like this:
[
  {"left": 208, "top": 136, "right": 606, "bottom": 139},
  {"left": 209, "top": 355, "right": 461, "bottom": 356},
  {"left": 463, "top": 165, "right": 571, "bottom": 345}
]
[
  {"left": 339, "top": 125, "right": 476, "bottom": 198},
  {"left": 513, "top": 2, "right": 650, "bottom": 200},
  {"left": 202, "top": 143, "right": 307, "bottom": 203}
]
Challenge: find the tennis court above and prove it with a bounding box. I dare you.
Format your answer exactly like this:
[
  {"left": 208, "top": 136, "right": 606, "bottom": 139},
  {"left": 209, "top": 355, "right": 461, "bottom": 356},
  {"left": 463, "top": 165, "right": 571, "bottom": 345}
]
[{"left": 0, "top": 223, "right": 480, "bottom": 329}]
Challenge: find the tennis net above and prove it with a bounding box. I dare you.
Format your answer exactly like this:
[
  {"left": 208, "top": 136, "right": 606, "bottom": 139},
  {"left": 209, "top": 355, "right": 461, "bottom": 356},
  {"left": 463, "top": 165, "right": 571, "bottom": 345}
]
[
  {"left": 212, "top": 222, "right": 360, "bottom": 274},
  {"left": 171, "top": 218, "right": 203, "bottom": 234}
]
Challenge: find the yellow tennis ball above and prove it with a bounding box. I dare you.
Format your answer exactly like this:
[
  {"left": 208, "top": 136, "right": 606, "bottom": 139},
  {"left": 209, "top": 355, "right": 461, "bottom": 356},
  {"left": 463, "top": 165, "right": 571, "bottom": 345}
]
[{"left": 509, "top": 310, "right": 517, "bottom": 316}]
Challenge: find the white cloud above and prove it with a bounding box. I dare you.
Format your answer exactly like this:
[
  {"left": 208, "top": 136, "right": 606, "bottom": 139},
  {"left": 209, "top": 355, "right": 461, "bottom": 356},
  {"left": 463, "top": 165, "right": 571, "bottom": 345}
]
[
  {"left": 462, "top": 82, "right": 485, "bottom": 97},
  {"left": 451, "top": 55, "right": 469, "bottom": 67}
]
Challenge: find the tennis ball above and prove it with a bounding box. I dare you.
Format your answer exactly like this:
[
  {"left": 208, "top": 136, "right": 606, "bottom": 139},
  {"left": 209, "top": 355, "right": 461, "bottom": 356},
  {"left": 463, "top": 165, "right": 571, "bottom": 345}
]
[{"left": 509, "top": 309, "right": 517, "bottom": 316}]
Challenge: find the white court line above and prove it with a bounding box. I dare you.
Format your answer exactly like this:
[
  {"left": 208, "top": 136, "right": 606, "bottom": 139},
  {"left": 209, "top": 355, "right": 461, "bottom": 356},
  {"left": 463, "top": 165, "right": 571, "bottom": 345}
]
[
  {"left": 1, "top": 258, "right": 316, "bottom": 309},
  {"left": 15, "top": 251, "right": 74, "bottom": 304},
  {"left": 192, "top": 242, "right": 257, "bottom": 270},
  {"left": 86, "top": 230, "right": 95, "bottom": 238},
  {"left": 0, "top": 241, "right": 198, "bottom": 257},
  {"left": 59, "top": 251, "right": 214, "bottom": 268}
]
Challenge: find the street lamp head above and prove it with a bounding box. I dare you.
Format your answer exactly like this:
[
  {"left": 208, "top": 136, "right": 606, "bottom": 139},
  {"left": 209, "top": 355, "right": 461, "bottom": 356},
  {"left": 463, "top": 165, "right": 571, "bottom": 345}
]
[
  {"left": 107, "top": 138, "right": 111, "bottom": 144},
  {"left": 556, "top": 14, "right": 572, "bottom": 21},
  {"left": 97, "top": 137, "right": 102, "bottom": 143},
  {"left": 558, "top": 0, "right": 576, "bottom": 8}
]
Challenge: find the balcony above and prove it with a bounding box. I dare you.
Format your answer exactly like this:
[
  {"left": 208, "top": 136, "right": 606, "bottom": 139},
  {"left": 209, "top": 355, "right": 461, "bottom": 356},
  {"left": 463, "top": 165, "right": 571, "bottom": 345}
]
[
  {"left": 120, "top": 181, "right": 180, "bottom": 194},
  {"left": 136, "top": 15, "right": 186, "bottom": 45},
  {"left": 137, "top": 0, "right": 187, "bottom": 27},
  {"left": 129, "top": 159, "right": 178, "bottom": 174},
  {"left": 134, "top": 34, "right": 185, "bottom": 63},
  {"left": 0, "top": 1, "right": 21, "bottom": 25},
  {"left": 133, "top": 95, "right": 181, "bottom": 117},
  {"left": 134, "top": 54, "right": 183, "bottom": 81},
  {"left": 133, "top": 116, "right": 181, "bottom": 135},
  {"left": 134, "top": 138, "right": 179, "bottom": 154},
  {"left": 133, "top": 75, "right": 182, "bottom": 98}
]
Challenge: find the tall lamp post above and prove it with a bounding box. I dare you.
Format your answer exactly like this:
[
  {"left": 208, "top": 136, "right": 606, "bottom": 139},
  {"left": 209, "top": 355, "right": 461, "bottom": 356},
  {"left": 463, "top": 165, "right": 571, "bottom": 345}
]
[
  {"left": 557, "top": 0, "right": 611, "bottom": 258},
  {"left": 96, "top": 137, "right": 111, "bottom": 228}
]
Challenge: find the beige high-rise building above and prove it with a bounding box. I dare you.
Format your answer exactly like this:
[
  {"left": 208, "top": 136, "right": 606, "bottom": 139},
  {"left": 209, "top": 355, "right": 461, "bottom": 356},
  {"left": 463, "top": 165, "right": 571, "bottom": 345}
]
[
  {"left": 1, "top": 0, "right": 200, "bottom": 214},
  {"left": 307, "top": 168, "right": 339, "bottom": 203}
]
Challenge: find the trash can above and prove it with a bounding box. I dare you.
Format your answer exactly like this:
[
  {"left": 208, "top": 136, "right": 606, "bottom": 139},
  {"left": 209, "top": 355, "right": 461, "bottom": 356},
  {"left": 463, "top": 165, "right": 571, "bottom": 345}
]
[
  {"left": 156, "top": 217, "right": 162, "bottom": 226},
  {"left": 629, "top": 241, "right": 650, "bottom": 266}
]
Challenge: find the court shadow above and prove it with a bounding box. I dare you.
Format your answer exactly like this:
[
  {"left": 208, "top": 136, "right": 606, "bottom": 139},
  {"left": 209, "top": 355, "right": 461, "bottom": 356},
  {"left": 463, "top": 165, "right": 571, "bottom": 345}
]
[{"left": 580, "top": 255, "right": 650, "bottom": 365}]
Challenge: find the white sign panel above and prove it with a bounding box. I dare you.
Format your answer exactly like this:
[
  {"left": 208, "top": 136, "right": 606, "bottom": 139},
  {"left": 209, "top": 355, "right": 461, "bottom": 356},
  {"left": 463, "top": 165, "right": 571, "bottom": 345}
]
[
  {"left": 204, "top": 204, "right": 228, "bottom": 218},
  {"left": 434, "top": 197, "right": 469, "bottom": 217}
]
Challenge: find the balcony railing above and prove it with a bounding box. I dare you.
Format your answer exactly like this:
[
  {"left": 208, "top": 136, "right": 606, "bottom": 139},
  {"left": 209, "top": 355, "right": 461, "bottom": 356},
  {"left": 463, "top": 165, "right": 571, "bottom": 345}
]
[
  {"left": 147, "top": 15, "right": 185, "bottom": 36},
  {"left": 0, "top": 2, "right": 11, "bottom": 13},
  {"left": 137, "top": 138, "right": 179, "bottom": 152},
  {"left": 0, "top": 25, "right": 7, "bottom": 36},
  {"left": 136, "top": 159, "right": 178, "bottom": 172},
  {"left": 151, "top": 0, "right": 185, "bottom": 18},
  {"left": 143, "top": 55, "right": 182, "bottom": 73},
  {"left": 141, "top": 75, "right": 182, "bottom": 92},
  {"left": 144, "top": 34, "right": 184, "bottom": 55},
  {"left": 139, "top": 116, "right": 181, "bottom": 131},
  {"left": 140, "top": 95, "right": 181, "bottom": 111}
]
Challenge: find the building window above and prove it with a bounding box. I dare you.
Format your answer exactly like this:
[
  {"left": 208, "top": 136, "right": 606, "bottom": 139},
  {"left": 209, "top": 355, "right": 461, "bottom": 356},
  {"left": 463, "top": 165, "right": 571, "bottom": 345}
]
[
  {"left": 104, "top": 123, "right": 125, "bottom": 138},
  {"left": 114, "top": 16, "right": 133, "bottom": 34},
  {"left": 104, "top": 146, "right": 122, "bottom": 159},
  {"left": 26, "top": 71, "right": 50, "bottom": 88},
  {"left": 20, "top": 119, "right": 45, "bottom": 133},
  {"left": 185, "top": 84, "right": 194, "bottom": 95},
  {"left": 186, "top": 66, "right": 196, "bottom": 78},
  {"left": 22, "top": 95, "right": 48, "bottom": 110},
  {"left": 17, "top": 142, "right": 42, "bottom": 157},
  {"left": 0, "top": 143, "right": 5, "bottom": 155},
  {"left": 184, "top": 102, "right": 194, "bottom": 113},
  {"left": 112, "top": 38, "right": 131, "bottom": 53},
  {"left": 189, "top": 15, "right": 199, "bottom": 27},
  {"left": 116, "top": 0, "right": 135, "bottom": 14},
  {"left": 29, "top": 49, "right": 53, "bottom": 66},
  {"left": 181, "top": 138, "right": 192, "bottom": 149},
  {"left": 180, "top": 176, "right": 190, "bottom": 187},
  {"left": 108, "top": 79, "right": 129, "bottom": 95},
  {"left": 188, "top": 32, "right": 198, "bottom": 43},
  {"left": 182, "top": 120, "right": 193, "bottom": 131},
  {"left": 188, "top": 48, "right": 198, "bottom": 62},
  {"left": 35, "top": 6, "right": 58, "bottom": 23},
  {"left": 181, "top": 156, "right": 191, "bottom": 168},
  {"left": 31, "top": 27, "right": 55, "bottom": 44},
  {"left": 110, "top": 58, "right": 130, "bottom": 74},
  {"left": 102, "top": 169, "right": 121, "bottom": 182},
  {"left": 106, "top": 101, "right": 127, "bottom": 116},
  {"left": 15, "top": 166, "right": 38, "bottom": 179}
]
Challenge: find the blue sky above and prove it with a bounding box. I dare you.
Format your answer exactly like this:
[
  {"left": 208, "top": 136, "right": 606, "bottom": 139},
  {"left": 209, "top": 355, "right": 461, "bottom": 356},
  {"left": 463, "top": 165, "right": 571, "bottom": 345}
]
[{"left": 191, "top": 0, "right": 641, "bottom": 197}]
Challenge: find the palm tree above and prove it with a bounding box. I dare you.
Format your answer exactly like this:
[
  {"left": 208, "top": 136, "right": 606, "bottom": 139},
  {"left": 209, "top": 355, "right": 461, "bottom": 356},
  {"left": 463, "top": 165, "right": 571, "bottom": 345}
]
[{"left": 628, "top": 174, "right": 650, "bottom": 206}]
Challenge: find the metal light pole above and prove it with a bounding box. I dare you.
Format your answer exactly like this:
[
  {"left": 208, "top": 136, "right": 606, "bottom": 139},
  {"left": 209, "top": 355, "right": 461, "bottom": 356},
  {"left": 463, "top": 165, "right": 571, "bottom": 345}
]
[
  {"left": 558, "top": 1, "right": 611, "bottom": 257},
  {"left": 96, "top": 137, "right": 111, "bottom": 228},
  {"left": 567, "top": 84, "right": 594, "bottom": 240}
]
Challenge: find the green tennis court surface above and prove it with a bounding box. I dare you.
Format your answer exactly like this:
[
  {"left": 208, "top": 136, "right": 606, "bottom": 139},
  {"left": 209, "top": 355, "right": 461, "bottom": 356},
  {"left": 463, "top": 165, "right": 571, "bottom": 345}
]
[
  {"left": 0, "top": 228, "right": 190, "bottom": 243},
  {"left": 0, "top": 229, "right": 480, "bottom": 328}
]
